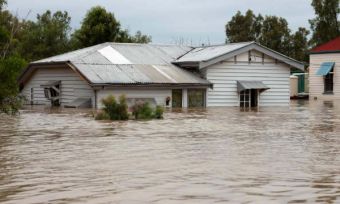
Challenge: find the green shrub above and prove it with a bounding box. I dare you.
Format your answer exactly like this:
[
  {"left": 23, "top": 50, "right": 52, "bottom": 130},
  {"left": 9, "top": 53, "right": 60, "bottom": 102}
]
[
  {"left": 154, "top": 105, "right": 164, "bottom": 119},
  {"left": 132, "top": 102, "right": 164, "bottom": 120},
  {"left": 98, "top": 95, "right": 129, "bottom": 120},
  {"left": 132, "top": 101, "right": 151, "bottom": 119},
  {"left": 95, "top": 111, "right": 110, "bottom": 120},
  {"left": 117, "top": 95, "right": 129, "bottom": 120},
  {"left": 96, "top": 95, "right": 164, "bottom": 121},
  {"left": 0, "top": 95, "right": 26, "bottom": 115}
]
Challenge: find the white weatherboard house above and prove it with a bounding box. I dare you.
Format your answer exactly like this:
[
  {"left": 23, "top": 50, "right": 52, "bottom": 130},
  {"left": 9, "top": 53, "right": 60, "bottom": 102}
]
[
  {"left": 309, "top": 37, "right": 340, "bottom": 100},
  {"left": 18, "top": 42, "right": 304, "bottom": 109}
]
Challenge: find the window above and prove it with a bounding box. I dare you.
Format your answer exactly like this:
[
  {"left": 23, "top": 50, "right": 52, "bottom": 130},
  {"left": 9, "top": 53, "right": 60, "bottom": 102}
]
[
  {"left": 324, "top": 68, "right": 334, "bottom": 94},
  {"left": 188, "top": 89, "right": 206, "bottom": 108},
  {"left": 240, "top": 90, "right": 250, "bottom": 107}
]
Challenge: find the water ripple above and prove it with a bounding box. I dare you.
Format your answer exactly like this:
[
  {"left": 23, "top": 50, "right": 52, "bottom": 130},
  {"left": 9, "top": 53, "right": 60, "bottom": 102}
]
[{"left": 0, "top": 100, "right": 339, "bottom": 203}]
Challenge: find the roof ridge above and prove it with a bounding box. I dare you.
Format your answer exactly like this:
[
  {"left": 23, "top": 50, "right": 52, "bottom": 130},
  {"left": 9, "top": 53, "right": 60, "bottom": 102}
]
[
  {"left": 194, "top": 41, "right": 254, "bottom": 48},
  {"left": 107, "top": 42, "right": 193, "bottom": 48}
]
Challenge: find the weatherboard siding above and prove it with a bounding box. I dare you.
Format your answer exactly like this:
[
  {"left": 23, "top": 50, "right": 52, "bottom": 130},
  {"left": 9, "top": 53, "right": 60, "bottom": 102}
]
[
  {"left": 205, "top": 52, "right": 291, "bottom": 107},
  {"left": 21, "top": 67, "right": 94, "bottom": 106},
  {"left": 309, "top": 53, "right": 340, "bottom": 100}
]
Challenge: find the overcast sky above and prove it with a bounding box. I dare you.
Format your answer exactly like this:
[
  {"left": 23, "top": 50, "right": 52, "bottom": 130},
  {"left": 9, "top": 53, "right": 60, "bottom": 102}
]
[{"left": 7, "top": 0, "right": 315, "bottom": 45}]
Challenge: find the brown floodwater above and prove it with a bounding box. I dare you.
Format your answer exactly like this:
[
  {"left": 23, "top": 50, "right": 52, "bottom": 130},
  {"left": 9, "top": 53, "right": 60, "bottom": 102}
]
[{"left": 0, "top": 100, "right": 339, "bottom": 204}]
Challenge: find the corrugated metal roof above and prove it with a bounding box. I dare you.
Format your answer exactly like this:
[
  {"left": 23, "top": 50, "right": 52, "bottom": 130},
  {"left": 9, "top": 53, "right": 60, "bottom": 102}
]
[
  {"left": 34, "top": 43, "right": 192, "bottom": 65},
  {"left": 174, "top": 42, "right": 252, "bottom": 63},
  {"left": 29, "top": 41, "right": 304, "bottom": 86},
  {"left": 31, "top": 43, "right": 210, "bottom": 86},
  {"left": 74, "top": 63, "right": 208, "bottom": 84},
  {"left": 237, "top": 80, "right": 270, "bottom": 92}
]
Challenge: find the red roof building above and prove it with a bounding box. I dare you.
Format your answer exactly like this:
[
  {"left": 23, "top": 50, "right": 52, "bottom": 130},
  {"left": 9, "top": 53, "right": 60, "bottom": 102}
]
[{"left": 310, "top": 36, "right": 340, "bottom": 54}]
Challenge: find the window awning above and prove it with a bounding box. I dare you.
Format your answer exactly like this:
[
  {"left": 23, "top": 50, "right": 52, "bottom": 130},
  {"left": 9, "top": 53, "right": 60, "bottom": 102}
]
[
  {"left": 40, "top": 80, "right": 61, "bottom": 88},
  {"left": 237, "top": 80, "right": 270, "bottom": 92},
  {"left": 316, "top": 62, "right": 335, "bottom": 76}
]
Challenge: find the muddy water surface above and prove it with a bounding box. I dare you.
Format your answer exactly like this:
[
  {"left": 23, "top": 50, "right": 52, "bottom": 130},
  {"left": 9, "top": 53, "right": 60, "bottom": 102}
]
[{"left": 0, "top": 101, "right": 339, "bottom": 204}]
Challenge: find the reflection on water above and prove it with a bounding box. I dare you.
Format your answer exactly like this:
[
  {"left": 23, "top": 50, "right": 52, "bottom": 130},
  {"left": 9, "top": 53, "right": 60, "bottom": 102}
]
[{"left": 0, "top": 101, "right": 339, "bottom": 204}]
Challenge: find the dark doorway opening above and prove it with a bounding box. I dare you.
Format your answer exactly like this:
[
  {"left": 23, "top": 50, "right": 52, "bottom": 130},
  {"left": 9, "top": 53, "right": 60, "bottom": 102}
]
[
  {"left": 172, "top": 89, "right": 182, "bottom": 108},
  {"left": 251, "top": 89, "right": 258, "bottom": 107},
  {"left": 324, "top": 69, "right": 334, "bottom": 94}
]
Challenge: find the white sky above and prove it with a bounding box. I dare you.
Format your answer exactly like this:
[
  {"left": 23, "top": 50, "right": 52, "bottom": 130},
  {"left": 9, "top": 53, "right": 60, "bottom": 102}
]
[{"left": 7, "top": 0, "right": 315, "bottom": 45}]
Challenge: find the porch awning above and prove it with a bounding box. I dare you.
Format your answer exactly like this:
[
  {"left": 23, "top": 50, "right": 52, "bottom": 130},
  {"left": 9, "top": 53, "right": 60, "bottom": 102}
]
[
  {"left": 316, "top": 62, "right": 335, "bottom": 76},
  {"left": 40, "top": 80, "right": 61, "bottom": 88},
  {"left": 237, "top": 80, "right": 270, "bottom": 92}
]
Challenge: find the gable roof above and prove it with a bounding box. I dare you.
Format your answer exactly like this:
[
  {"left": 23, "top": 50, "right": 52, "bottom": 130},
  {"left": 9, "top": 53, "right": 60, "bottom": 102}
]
[
  {"left": 19, "top": 41, "right": 305, "bottom": 87},
  {"left": 310, "top": 36, "right": 340, "bottom": 54},
  {"left": 20, "top": 43, "right": 211, "bottom": 87},
  {"left": 174, "top": 42, "right": 305, "bottom": 70}
]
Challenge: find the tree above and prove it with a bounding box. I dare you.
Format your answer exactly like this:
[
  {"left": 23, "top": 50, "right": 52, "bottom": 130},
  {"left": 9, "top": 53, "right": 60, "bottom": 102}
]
[
  {"left": 73, "top": 6, "right": 151, "bottom": 48},
  {"left": 225, "top": 10, "right": 263, "bottom": 43},
  {"left": 0, "top": 0, "right": 22, "bottom": 58},
  {"left": 290, "top": 27, "right": 310, "bottom": 62},
  {"left": 18, "top": 10, "right": 71, "bottom": 61},
  {"left": 309, "top": 0, "right": 340, "bottom": 47},
  {"left": 259, "top": 16, "right": 292, "bottom": 56},
  {"left": 0, "top": 56, "right": 26, "bottom": 114},
  {"left": 0, "top": 0, "right": 6, "bottom": 11},
  {"left": 225, "top": 11, "right": 310, "bottom": 63},
  {"left": 73, "top": 6, "right": 121, "bottom": 48},
  {"left": 117, "top": 30, "right": 152, "bottom": 43}
]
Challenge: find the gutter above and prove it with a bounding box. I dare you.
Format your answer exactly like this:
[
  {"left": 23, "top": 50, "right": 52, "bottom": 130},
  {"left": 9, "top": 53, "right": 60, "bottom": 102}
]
[
  {"left": 91, "top": 82, "right": 213, "bottom": 89},
  {"left": 309, "top": 50, "right": 340, "bottom": 54}
]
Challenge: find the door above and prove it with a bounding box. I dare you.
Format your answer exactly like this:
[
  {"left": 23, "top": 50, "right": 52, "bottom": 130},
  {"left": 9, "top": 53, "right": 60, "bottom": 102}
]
[
  {"left": 188, "top": 89, "right": 206, "bottom": 108},
  {"left": 298, "top": 75, "right": 305, "bottom": 93},
  {"left": 172, "top": 89, "right": 182, "bottom": 108}
]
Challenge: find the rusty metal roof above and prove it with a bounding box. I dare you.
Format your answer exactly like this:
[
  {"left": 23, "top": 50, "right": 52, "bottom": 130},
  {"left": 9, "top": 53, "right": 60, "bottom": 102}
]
[{"left": 31, "top": 43, "right": 211, "bottom": 86}]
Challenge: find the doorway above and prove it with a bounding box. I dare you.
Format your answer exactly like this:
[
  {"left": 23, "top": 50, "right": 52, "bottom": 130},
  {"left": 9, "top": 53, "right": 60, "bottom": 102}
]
[
  {"left": 172, "top": 89, "right": 182, "bottom": 108},
  {"left": 250, "top": 89, "right": 258, "bottom": 107},
  {"left": 240, "top": 89, "right": 258, "bottom": 108}
]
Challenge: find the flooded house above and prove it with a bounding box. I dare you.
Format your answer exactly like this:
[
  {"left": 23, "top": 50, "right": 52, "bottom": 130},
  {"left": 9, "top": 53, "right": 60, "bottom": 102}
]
[
  {"left": 18, "top": 42, "right": 304, "bottom": 109},
  {"left": 309, "top": 37, "right": 340, "bottom": 100}
]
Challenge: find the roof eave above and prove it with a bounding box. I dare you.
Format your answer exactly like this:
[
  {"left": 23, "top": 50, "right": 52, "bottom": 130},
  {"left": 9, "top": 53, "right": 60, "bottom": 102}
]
[
  {"left": 310, "top": 50, "right": 340, "bottom": 54},
  {"left": 91, "top": 82, "right": 212, "bottom": 89}
]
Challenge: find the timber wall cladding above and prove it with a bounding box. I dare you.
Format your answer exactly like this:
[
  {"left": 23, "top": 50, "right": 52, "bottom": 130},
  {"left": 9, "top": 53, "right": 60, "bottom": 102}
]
[
  {"left": 205, "top": 50, "right": 290, "bottom": 107},
  {"left": 21, "top": 67, "right": 94, "bottom": 105},
  {"left": 309, "top": 53, "right": 340, "bottom": 99}
]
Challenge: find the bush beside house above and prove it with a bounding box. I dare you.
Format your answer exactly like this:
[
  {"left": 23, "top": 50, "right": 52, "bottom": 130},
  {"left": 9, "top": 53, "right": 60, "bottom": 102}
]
[{"left": 95, "top": 95, "right": 164, "bottom": 121}]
